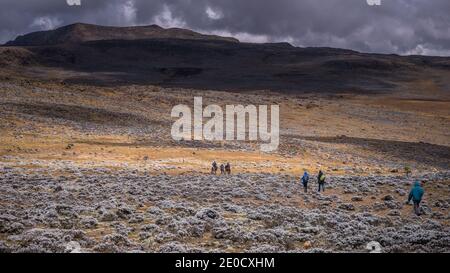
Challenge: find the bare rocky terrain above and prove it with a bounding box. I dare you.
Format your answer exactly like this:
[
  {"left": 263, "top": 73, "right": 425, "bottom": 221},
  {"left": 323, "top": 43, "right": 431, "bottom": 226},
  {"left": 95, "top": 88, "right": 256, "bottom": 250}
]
[{"left": 0, "top": 24, "right": 449, "bottom": 253}]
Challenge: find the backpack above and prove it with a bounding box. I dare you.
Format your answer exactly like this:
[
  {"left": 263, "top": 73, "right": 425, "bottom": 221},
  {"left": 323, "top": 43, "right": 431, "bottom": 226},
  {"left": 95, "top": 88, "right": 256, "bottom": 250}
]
[
  {"left": 302, "top": 174, "right": 309, "bottom": 184},
  {"left": 319, "top": 174, "right": 326, "bottom": 183}
]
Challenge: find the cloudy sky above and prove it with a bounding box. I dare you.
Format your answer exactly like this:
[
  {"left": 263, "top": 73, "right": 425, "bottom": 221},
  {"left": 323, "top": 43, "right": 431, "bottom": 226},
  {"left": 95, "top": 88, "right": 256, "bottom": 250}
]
[{"left": 1, "top": 0, "right": 449, "bottom": 56}]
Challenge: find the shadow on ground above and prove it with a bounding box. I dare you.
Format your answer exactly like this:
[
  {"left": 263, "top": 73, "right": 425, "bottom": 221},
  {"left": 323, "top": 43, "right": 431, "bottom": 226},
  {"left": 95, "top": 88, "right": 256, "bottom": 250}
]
[{"left": 300, "top": 135, "right": 450, "bottom": 169}]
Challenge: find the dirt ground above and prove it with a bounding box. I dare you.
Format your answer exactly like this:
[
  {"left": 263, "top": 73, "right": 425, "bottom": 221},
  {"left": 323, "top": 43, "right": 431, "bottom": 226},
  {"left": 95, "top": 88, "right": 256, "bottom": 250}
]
[{"left": 0, "top": 78, "right": 449, "bottom": 253}]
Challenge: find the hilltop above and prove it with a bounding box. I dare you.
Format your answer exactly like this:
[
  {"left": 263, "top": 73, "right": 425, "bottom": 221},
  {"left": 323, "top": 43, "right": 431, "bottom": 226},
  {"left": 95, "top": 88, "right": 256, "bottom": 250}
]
[{"left": 1, "top": 23, "right": 449, "bottom": 93}]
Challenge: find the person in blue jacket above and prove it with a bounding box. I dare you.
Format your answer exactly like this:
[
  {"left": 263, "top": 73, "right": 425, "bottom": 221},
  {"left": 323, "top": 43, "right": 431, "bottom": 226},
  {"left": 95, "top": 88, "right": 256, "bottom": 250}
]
[
  {"left": 407, "top": 181, "right": 424, "bottom": 215},
  {"left": 301, "top": 171, "right": 309, "bottom": 193}
]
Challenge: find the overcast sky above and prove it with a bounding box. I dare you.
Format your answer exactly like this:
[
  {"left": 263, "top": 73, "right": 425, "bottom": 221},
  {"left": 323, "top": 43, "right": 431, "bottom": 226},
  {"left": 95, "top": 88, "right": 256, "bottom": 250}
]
[{"left": 1, "top": 0, "right": 449, "bottom": 56}]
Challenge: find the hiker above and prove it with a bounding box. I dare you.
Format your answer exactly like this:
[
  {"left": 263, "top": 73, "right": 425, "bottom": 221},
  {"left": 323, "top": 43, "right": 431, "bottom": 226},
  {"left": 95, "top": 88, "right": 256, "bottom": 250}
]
[
  {"left": 220, "top": 164, "right": 225, "bottom": 175},
  {"left": 407, "top": 181, "right": 424, "bottom": 215},
  {"left": 301, "top": 171, "right": 309, "bottom": 193},
  {"left": 211, "top": 161, "right": 218, "bottom": 175},
  {"left": 225, "top": 163, "right": 231, "bottom": 175},
  {"left": 317, "top": 170, "right": 325, "bottom": 192}
]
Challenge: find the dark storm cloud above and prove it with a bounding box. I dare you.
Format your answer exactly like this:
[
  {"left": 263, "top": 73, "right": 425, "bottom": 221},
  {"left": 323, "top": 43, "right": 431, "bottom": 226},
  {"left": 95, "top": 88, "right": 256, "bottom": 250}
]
[{"left": 1, "top": 0, "right": 449, "bottom": 56}]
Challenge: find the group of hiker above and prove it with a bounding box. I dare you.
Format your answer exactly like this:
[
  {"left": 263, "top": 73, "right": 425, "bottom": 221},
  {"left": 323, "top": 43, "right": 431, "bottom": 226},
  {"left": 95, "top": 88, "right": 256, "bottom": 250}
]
[
  {"left": 211, "top": 161, "right": 231, "bottom": 175},
  {"left": 210, "top": 161, "right": 426, "bottom": 216},
  {"left": 300, "top": 170, "right": 326, "bottom": 193},
  {"left": 300, "top": 170, "right": 425, "bottom": 216}
]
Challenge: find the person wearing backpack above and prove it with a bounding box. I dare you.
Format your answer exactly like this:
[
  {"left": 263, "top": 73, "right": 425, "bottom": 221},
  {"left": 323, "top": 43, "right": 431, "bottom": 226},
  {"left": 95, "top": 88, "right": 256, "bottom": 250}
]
[
  {"left": 211, "top": 161, "right": 218, "bottom": 175},
  {"left": 225, "top": 162, "right": 231, "bottom": 175},
  {"left": 407, "top": 181, "right": 425, "bottom": 215},
  {"left": 318, "top": 170, "right": 326, "bottom": 192},
  {"left": 301, "top": 171, "right": 310, "bottom": 193}
]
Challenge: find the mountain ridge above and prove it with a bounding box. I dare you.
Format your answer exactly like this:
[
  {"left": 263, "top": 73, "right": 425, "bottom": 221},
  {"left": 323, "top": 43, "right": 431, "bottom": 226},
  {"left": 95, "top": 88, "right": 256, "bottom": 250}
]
[
  {"left": 5, "top": 23, "right": 240, "bottom": 46},
  {"left": 1, "top": 23, "right": 449, "bottom": 93}
]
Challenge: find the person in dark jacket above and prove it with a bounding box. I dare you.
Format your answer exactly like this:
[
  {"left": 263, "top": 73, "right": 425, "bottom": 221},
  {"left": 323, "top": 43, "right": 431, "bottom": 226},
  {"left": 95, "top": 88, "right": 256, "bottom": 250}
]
[
  {"left": 301, "top": 171, "right": 310, "bottom": 193},
  {"left": 225, "top": 163, "right": 231, "bottom": 175},
  {"left": 211, "top": 161, "right": 218, "bottom": 175},
  {"left": 220, "top": 164, "right": 225, "bottom": 175},
  {"left": 407, "top": 181, "right": 424, "bottom": 215},
  {"left": 317, "top": 170, "right": 325, "bottom": 192}
]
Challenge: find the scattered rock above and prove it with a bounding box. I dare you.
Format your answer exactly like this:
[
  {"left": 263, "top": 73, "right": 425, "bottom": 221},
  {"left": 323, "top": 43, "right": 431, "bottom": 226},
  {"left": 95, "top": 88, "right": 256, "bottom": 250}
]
[
  {"left": 99, "top": 211, "right": 117, "bottom": 222},
  {"left": 383, "top": 195, "right": 394, "bottom": 201},
  {"left": 116, "top": 207, "right": 133, "bottom": 220},
  {"left": 80, "top": 217, "right": 98, "bottom": 229},
  {"left": 365, "top": 241, "right": 382, "bottom": 253},
  {"left": 65, "top": 241, "right": 82, "bottom": 253},
  {"left": 303, "top": 241, "right": 312, "bottom": 249},
  {"left": 351, "top": 196, "right": 363, "bottom": 202},
  {"left": 338, "top": 203, "right": 355, "bottom": 211},
  {"left": 196, "top": 208, "right": 220, "bottom": 220}
]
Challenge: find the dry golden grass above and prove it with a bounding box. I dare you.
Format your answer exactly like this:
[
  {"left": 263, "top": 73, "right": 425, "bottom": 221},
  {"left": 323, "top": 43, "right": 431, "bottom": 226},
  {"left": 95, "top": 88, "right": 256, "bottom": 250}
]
[{"left": 0, "top": 79, "right": 449, "bottom": 177}]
